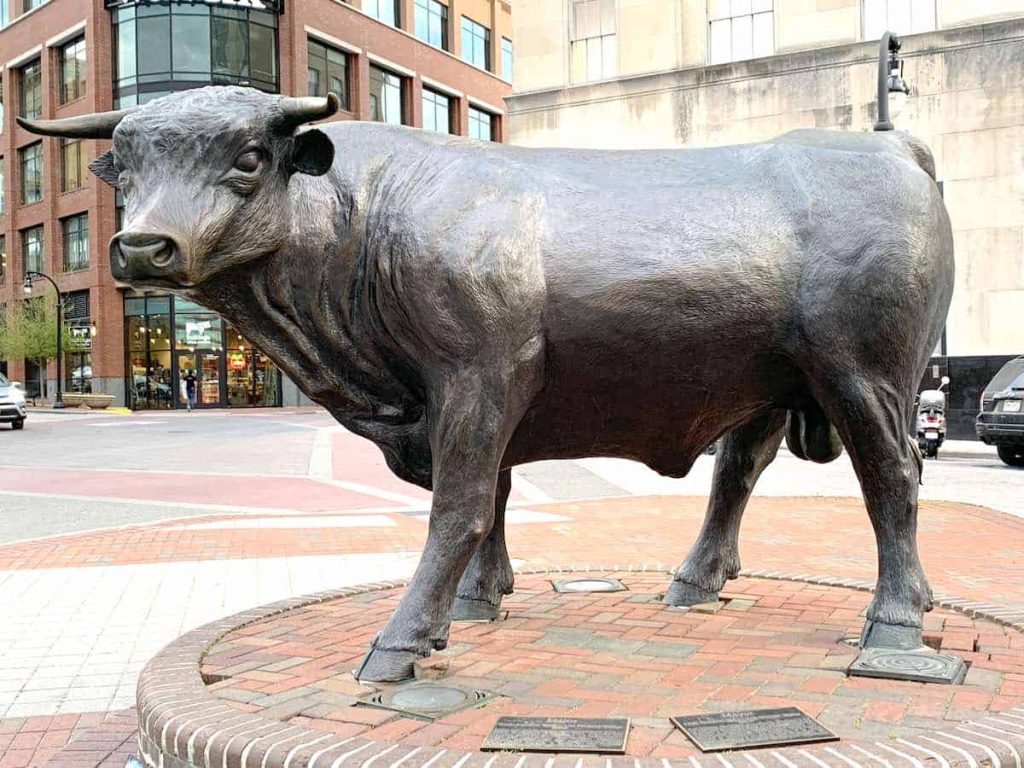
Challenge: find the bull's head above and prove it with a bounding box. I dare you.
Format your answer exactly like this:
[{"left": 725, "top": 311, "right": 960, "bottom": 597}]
[{"left": 17, "top": 87, "right": 338, "bottom": 289}]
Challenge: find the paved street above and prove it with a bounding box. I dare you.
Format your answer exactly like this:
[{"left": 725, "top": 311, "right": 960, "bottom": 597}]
[
  {"left": 2, "top": 409, "right": 1021, "bottom": 546},
  {"left": 0, "top": 408, "right": 1022, "bottom": 765}
]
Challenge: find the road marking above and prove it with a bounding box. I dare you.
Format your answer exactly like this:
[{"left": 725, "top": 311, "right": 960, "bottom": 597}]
[
  {"left": 91, "top": 420, "right": 168, "bottom": 427},
  {"left": 170, "top": 515, "right": 397, "bottom": 530},
  {"left": 511, "top": 471, "right": 554, "bottom": 503}
]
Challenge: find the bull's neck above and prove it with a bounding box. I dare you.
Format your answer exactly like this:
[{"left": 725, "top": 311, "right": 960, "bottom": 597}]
[{"left": 195, "top": 165, "right": 422, "bottom": 425}]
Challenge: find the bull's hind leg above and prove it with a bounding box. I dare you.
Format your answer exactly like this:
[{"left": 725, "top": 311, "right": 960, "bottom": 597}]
[
  {"left": 818, "top": 378, "right": 932, "bottom": 649},
  {"left": 664, "top": 410, "right": 786, "bottom": 606},
  {"left": 451, "top": 469, "right": 514, "bottom": 621}
]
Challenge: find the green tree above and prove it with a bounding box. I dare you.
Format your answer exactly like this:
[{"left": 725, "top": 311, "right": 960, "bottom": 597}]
[{"left": 0, "top": 290, "right": 73, "bottom": 399}]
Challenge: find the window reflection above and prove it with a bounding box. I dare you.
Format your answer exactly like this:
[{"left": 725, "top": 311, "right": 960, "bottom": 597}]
[{"left": 113, "top": 1, "right": 279, "bottom": 108}]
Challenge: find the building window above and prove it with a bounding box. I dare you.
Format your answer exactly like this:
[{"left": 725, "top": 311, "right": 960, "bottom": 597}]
[
  {"left": 124, "top": 292, "right": 281, "bottom": 410},
  {"left": 461, "top": 16, "right": 490, "bottom": 70},
  {"left": 422, "top": 89, "right": 452, "bottom": 133},
  {"left": 709, "top": 0, "right": 774, "bottom": 64},
  {"left": 414, "top": 0, "right": 448, "bottom": 49},
  {"left": 19, "top": 59, "right": 42, "bottom": 119},
  {"left": 0, "top": 0, "right": 8, "bottom": 27},
  {"left": 22, "top": 225, "right": 43, "bottom": 276},
  {"left": 63, "top": 214, "right": 89, "bottom": 272},
  {"left": 65, "top": 289, "right": 92, "bottom": 394},
  {"left": 501, "top": 37, "right": 513, "bottom": 82},
  {"left": 61, "top": 138, "right": 89, "bottom": 193},
  {"left": 59, "top": 36, "right": 87, "bottom": 103},
  {"left": 0, "top": 156, "right": 4, "bottom": 214},
  {"left": 25, "top": 0, "right": 47, "bottom": 9},
  {"left": 570, "top": 0, "right": 616, "bottom": 83},
  {"left": 369, "top": 65, "right": 405, "bottom": 125},
  {"left": 307, "top": 39, "right": 350, "bottom": 110},
  {"left": 19, "top": 143, "right": 43, "bottom": 204},
  {"left": 364, "top": 0, "right": 399, "bottom": 26},
  {"left": 0, "top": 236, "right": 6, "bottom": 285},
  {"left": 468, "top": 106, "right": 494, "bottom": 141},
  {"left": 863, "top": 0, "right": 936, "bottom": 39},
  {"left": 112, "top": 2, "right": 280, "bottom": 108}
]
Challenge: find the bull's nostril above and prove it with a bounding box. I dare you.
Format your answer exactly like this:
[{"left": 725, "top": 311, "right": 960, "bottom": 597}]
[
  {"left": 117, "top": 249, "right": 128, "bottom": 270},
  {"left": 117, "top": 234, "right": 177, "bottom": 270},
  {"left": 150, "top": 242, "right": 175, "bottom": 268}
]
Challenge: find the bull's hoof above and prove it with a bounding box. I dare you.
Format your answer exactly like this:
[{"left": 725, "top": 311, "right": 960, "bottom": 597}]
[
  {"left": 859, "top": 619, "right": 924, "bottom": 651},
  {"left": 355, "top": 646, "right": 423, "bottom": 682},
  {"left": 451, "top": 596, "right": 502, "bottom": 622},
  {"left": 663, "top": 579, "right": 719, "bottom": 607}
]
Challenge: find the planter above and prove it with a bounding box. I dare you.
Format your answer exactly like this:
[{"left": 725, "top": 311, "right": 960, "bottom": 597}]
[{"left": 63, "top": 393, "right": 115, "bottom": 409}]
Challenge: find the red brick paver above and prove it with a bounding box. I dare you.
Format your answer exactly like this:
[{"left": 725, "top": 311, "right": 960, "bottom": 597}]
[{"left": 201, "top": 573, "right": 1022, "bottom": 757}]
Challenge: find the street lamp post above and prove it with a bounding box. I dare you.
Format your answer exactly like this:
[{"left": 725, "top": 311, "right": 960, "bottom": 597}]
[
  {"left": 23, "top": 270, "right": 65, "bottom": 409},
  {"left": 873, "top": 31, "right": 911, "bottom": 132}
]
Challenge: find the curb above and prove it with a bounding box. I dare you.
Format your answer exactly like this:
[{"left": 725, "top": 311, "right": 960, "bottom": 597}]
[{"left": 136, "top": 567, "right": 1024, "bottom": 768}]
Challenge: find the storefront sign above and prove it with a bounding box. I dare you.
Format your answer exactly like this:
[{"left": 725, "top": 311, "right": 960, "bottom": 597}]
[
  {"left": 185, "top": 320, "right": 215, "bottom": 346},
  {"left": 68, "top": 326, "right": 92, "bottom": 351}
]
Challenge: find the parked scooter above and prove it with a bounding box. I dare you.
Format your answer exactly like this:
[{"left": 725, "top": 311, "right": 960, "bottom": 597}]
[{"left": 916, "top": 376, "right": 950, "bottom": 458}]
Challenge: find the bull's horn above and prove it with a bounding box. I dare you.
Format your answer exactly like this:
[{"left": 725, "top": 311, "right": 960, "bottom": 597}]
[
  {"left": 278, "top": 93, "right": 340, "bottom": 127},
  {"left": 16, "top": 108, "right": 136, "bottom": 139}
]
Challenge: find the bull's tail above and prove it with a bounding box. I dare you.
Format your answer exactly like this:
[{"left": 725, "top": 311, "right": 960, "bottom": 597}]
[
  {"left": 785, "top": 401, "right": 843, "bottom": 464},
  {"left": 893, "top": 132, "right": 936, "bottom": 180}
]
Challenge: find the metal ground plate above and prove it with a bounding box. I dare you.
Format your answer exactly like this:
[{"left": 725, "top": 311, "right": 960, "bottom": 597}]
[
  {"left": 847, "top": 648, "right": 967, "bottom": 684},
  {"left": 551, "top": 577, "right": 628, "bottom": 593},
  {"left": 357, "top": 680, "right": 496, "bottom": 720}
]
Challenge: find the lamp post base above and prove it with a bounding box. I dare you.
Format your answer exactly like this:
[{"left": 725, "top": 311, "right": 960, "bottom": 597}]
[{"left": 53, "top": 401, "right": 66, "bottom": 410}]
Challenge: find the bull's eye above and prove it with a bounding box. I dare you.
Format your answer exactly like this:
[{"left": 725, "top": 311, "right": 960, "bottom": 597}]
[{"left": 233, "top": 150, "right": 262, "bottom": 173}]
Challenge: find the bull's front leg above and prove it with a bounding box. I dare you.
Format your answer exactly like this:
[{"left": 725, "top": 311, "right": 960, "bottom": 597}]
[
  {"left": 452, "top": 469, "right": 514, "bottom": 621},
  {"left": 356, "top": 369, "right": 521, "bottom": 683}
]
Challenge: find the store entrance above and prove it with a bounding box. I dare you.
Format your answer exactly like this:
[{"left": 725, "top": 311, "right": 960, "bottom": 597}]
[{"left": 176, "top": 350, "right": 225, "bottom": 408}]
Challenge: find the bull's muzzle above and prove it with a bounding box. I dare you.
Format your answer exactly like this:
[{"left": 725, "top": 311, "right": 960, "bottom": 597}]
[{"left": 110, "top": 231, "right": 185, "bottom": 283}]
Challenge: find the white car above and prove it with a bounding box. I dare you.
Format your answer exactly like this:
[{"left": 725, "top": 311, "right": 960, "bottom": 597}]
[{"left": 0, "top": 373, "right": 27, "bottom": 430}]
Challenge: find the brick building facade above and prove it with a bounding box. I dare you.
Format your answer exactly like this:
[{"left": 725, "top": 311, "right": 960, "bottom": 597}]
[{"left": 0, "top": 0, "right": 511, "bottom": 408}]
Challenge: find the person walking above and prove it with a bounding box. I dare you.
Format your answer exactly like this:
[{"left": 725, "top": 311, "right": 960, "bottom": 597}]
[{"left": 184, "top": 369, "right": 198, "bottom": 412}]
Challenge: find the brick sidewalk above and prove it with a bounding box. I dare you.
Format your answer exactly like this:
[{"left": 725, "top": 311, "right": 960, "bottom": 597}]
[
  {"left": 3, "top": 496, "right": 1020, "bottom": 609},
  {"left": 201, "top": 573, "right": 1023, "bottom": 755},
  {"left": 2, "top": 494, "right": 1023, "bottom": 766}
]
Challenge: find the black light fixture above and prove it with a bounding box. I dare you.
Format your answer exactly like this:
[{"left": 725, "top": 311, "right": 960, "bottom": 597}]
[{"left": 874, "top": 31, "right": 911, "bottom": 132}]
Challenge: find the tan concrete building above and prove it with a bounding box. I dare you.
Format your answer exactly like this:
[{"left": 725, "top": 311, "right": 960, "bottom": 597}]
[{"left": 507, "top": 0, "right": 1024, "bottom": 363}]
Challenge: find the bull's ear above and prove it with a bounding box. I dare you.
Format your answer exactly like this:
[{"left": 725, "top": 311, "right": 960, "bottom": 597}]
[
  {"left": 290, "top": 129, "right": 334, "bottom": 176},
  {"left": 89, "top": 150, "right": 121, "bottom": 187}
]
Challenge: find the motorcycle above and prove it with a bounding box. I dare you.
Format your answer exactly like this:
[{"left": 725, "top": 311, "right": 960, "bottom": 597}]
[{"left": 916, "top": 376, "right": 950, "bottom": 459}]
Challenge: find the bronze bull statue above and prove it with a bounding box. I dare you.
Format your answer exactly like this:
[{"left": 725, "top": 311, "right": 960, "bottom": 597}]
[{"left": 21, "top": 84, "right": 953, "bottom": 682}]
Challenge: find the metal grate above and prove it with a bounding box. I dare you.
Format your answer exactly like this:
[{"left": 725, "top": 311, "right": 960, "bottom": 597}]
[
  {"left": 64, "top": 289, "right": 90, "bottom": 320},
  {"left": 552, "top": 577, "right": 627, "bottom": 594},
  {"left": 358, "top": 680, "right": 496, "bottom": 721}
]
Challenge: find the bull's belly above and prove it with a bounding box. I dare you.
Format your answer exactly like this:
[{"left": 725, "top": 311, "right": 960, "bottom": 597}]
[{"left": 503, "top": 349, "right": 805, "bottom": 476}]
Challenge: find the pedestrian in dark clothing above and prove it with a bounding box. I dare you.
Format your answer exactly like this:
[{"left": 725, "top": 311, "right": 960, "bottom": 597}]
[{"left": 184, "top": 370, "right": 198, "bottom": 411}]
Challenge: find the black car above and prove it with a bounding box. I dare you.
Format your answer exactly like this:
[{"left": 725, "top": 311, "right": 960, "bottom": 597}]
[{"left": 976, "top": 356, "right": 1024, "bottom": 467}]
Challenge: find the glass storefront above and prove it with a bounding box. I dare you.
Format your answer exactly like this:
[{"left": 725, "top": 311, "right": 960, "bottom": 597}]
[
  {"left": 109, "top": 0, "right": 281, "bottom": 108},
  {"left": 125, "top": 292, "right": 281, "bottom": 409}
]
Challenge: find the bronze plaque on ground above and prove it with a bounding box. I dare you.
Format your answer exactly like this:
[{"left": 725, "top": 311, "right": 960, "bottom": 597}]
[
  {"left": 671, "top": 708, "right": 838, "bottom": 752},
  {"left": 482, "top": 716, "right": 630, "bottom": 753}
]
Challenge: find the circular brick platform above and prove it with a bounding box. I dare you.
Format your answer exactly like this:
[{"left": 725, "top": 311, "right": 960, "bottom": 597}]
[{"left": 137, "top": 569, "right": 1024, "bottom": 768}]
